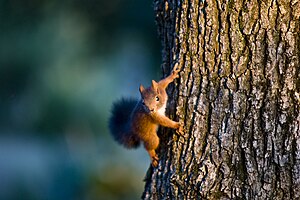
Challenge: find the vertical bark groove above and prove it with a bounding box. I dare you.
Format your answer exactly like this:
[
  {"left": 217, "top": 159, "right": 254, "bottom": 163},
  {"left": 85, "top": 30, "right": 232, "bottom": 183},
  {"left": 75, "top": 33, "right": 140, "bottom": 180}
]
[{"left": 143, "top": 0, "right": 300, "bottom": 199}]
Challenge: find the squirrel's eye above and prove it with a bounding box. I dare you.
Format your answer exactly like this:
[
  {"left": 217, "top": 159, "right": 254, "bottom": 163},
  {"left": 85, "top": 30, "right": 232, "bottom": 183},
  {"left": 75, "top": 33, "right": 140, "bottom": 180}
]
[
  {"left": 142, "top": 100, "right": 145, "bottom": 105},
  {"left": 156, "top": 96, "right": 159, "bottom": 101}
]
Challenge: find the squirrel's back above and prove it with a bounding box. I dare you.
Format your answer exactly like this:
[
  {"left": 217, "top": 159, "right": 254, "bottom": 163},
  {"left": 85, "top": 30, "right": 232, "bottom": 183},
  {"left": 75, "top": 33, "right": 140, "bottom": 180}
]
[{"left": 109, "top": 98, "right": 140, "bottom": 148}]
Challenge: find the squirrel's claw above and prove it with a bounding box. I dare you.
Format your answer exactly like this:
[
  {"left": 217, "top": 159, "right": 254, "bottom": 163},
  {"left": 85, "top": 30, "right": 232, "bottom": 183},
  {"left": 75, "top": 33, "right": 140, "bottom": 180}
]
[
  {"left": 152, "top": 160, "right": 158, "bottom": 168},
  {"left": 151, "top": 154, "right": 159, "bottom": 168},
  {"left": 173, "top": 73, "right": 179, "bottom": 79},
  {"left": 176, "top": 124, "right": 185, "bottom": 136},
  {"left": 171, "top": 63, "right": 181, "bottom": 80},
  {"left": 172, "top": 63, "right": 181, "bottom": 73},
  {"left": 173, "top": 63, "right": 180, "bottom": 71}
]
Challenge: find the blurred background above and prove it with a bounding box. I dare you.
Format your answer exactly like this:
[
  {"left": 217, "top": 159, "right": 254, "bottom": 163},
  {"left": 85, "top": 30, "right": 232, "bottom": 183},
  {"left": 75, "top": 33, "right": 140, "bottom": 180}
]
[{"left": 0, "top": 0, "right": 161, "bottom": 199}]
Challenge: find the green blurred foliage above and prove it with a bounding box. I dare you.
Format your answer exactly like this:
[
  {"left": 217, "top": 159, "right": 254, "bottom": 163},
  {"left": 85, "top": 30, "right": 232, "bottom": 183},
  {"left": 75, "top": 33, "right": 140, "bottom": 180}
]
[{"left": 0, "top": 0, "right": 160, "bottom": 199}]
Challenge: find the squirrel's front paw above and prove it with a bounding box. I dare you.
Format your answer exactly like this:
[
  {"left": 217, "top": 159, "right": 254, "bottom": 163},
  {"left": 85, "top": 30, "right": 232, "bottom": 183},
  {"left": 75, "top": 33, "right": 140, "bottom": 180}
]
[
  {"left": 172, "top": 64, "right": 181, "bottom": 78},
  {"left": 175, "top": 122, "right": 185, "bottom": 136}
]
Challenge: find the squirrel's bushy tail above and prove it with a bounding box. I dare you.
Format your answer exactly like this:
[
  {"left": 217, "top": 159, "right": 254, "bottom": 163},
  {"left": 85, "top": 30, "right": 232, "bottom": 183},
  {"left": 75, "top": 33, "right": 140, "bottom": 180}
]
[{"left": 109, "top": 98, "right": 140, "bottom": 148}]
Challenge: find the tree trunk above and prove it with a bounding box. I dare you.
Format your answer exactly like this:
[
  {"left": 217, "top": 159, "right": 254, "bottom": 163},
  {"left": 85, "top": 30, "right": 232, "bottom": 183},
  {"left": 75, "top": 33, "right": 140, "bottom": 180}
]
[{"left": 143, "top": 0, "right": 300, "bottom": 199}]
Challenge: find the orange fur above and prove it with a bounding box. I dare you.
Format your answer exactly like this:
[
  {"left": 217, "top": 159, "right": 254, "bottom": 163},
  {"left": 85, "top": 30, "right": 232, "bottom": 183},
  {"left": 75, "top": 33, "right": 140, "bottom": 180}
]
[
  {"left": 130, "top": 66, "right": 184, "bottom": 167},
  {"left": 109, "top": 65, "right": 184, "bottom": 167}
]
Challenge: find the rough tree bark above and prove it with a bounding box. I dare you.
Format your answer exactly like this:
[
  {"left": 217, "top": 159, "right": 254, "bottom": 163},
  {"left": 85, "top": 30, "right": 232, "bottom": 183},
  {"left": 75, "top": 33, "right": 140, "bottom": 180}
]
[{"left": 142, "top": 0, "right": 300, "bottom": 199}]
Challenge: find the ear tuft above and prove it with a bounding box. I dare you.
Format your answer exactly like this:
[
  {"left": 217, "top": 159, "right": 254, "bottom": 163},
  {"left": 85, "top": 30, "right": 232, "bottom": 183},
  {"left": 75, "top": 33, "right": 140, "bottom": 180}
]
[
  {"left": 151, "top": 80, "right": 158, "bottom": 90},
  {"left": 139, "top": 84, "right": 145, "bottom": 93}
]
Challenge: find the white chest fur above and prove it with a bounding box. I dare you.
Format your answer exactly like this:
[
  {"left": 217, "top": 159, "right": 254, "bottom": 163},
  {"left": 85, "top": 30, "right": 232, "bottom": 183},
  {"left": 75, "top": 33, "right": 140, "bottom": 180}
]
[{"left": 157, "top": 104, "right": 166, "bottom": 116}]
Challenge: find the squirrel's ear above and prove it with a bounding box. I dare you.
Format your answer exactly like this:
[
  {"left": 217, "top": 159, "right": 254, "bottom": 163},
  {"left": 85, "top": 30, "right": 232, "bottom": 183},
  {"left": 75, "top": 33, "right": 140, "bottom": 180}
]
[
  {"left": 151, "top": 80, "right": 158, "bottom": 90},
  {"left": 139, "top": 84, "right": 145, "bottom": 93}
]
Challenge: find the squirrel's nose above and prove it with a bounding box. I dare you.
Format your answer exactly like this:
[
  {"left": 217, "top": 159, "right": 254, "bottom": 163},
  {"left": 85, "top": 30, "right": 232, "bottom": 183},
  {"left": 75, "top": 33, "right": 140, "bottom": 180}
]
[{"left": 150, "top": 108, "right": 155, "bottom": 112}]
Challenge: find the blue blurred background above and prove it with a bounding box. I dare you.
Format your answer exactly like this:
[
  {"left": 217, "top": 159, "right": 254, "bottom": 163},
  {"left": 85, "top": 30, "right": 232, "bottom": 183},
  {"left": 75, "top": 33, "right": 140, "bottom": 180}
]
[{"left": 0, "top": 0, "right": 161, "bottom": 199}]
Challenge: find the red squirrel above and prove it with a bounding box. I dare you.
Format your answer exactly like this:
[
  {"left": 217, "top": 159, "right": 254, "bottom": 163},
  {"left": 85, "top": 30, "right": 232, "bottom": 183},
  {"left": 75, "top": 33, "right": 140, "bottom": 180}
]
[{"left": 109, "top": 64, "right": 184, "bottom": 167}]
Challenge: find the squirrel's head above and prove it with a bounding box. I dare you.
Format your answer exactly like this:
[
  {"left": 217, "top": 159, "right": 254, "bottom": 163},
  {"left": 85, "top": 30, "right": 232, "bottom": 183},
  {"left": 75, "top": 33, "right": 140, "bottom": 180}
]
[{"left": 139, "top": 80, "right": 166, "bottom": 113}]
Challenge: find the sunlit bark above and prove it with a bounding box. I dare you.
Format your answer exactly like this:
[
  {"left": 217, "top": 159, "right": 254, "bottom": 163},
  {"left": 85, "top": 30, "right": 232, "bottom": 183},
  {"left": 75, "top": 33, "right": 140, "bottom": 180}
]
[{"left": 143, "top": 0, "right": 300, "bottom": 199}]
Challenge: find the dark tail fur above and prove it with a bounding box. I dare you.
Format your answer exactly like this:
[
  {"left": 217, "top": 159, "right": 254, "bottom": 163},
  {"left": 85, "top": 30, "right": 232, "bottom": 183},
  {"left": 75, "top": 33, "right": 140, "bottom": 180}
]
[{"left": 109, "top": 98, "right": 140, "bottom": 148}]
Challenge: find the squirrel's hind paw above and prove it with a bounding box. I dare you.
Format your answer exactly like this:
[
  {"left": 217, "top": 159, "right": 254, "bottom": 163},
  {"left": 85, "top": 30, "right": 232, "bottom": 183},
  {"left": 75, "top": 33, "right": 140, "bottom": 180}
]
[{"left": 151, "top": 154, "right": 159, "bottom": 168}]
